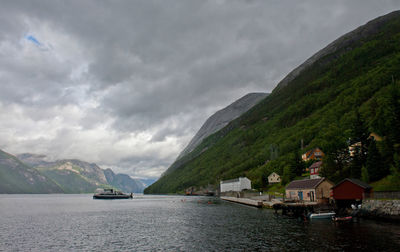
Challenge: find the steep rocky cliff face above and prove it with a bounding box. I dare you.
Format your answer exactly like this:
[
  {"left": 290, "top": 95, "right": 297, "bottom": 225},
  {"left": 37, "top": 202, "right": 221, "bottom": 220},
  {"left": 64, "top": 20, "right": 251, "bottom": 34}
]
[
  {"left": 0, "top": 150, "right": 63, "bottom": 193},
  {"left": 177, "top": 93, "right": 268, "bottom": 159}
]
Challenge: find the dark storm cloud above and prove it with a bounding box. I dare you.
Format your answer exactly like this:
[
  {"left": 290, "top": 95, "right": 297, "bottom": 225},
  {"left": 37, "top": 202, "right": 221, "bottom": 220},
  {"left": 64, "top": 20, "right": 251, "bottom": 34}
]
[{"left": 1, "top": 0, "right": 400, "bottom": 178}]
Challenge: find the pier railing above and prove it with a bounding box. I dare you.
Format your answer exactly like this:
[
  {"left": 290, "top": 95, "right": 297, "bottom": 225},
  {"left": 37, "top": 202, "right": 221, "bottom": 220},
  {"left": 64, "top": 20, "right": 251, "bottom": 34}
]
[{"left": 364, "top": 191, "right": 400, "bottom": 200}]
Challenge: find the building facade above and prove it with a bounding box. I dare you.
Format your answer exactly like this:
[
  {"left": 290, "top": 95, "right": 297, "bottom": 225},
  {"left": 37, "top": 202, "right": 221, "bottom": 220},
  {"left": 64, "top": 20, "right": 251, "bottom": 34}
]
[
  {"left": 309, "top": 161, "right": 322, "bottom": 179},
  {"left": 268, "top": 172, "right": 281, "bottom": 184},
  {"left": 302, "top": 147, "right": 324, "bottom": 161},
  {"left": 220, "top": 177, "right": 252, "bottom": 192},
  {"left": 285, "top": 177, "right": 334, "bottom": 202},
  {"left": 332, "top": 178, "right": 373, "bottom": 201}
]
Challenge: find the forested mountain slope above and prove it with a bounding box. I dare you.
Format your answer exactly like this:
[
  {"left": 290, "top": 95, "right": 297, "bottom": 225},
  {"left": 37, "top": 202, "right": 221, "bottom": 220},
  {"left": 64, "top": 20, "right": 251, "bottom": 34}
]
[
  {"left": 145, "top": 10, "right": 400, "bottom": 194},
  {"left": 164, "top": 92, "right": 268, "bottom": 176},
  {"left": 0, "top": 150, "right": 63, "bottom": 193}
]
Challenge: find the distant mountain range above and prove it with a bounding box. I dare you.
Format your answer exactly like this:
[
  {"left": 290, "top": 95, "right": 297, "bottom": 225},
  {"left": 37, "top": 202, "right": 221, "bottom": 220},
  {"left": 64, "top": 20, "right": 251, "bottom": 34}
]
[
  {"left": 0, "top": 150, "right": 63, "bottom": 193},
  {"left": 0, "top": 150, "right": 149, "bottom": 194}
]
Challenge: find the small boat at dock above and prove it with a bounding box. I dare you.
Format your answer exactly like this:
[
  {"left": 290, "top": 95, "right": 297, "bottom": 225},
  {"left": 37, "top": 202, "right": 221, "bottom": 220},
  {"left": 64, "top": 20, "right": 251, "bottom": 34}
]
[
  {"left": 93, "top": 188, "right": 133, "bottom": 199},
  {"left": 309, "top": 212, "right": 336, "bottom": 219},
  {"left": 332, "top": 216, "right": 353, "bottom": 222}
]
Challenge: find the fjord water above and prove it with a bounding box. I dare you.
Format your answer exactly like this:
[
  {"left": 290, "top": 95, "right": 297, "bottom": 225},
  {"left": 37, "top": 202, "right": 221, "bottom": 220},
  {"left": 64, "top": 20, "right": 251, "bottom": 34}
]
[{"left": 1, "top": 195, "right": 399, "bottom": 251}]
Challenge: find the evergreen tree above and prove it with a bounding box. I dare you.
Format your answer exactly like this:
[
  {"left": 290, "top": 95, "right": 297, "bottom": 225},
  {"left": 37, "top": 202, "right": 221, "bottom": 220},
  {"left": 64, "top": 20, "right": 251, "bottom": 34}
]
[
  {"left": 320, "top": 153, "right": 337, "bottom": 180},
  {"left": 349, "top": 111, "right": 369, "bottom": 178},
  {"left": 361, "top": 166, "right": 370, "bottom": 183},
  {"left": 366, "top": 140, "right": 385, "bottom": 181}
]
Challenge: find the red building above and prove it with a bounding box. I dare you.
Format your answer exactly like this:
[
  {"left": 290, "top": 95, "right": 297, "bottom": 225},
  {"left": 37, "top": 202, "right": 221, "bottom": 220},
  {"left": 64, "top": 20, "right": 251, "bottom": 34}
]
[
  {"left": 309, "top": 161, "right": 322, "bottom": 179},
  {"left": 332, "top": 178, "right": 373, "bottom": 207}
]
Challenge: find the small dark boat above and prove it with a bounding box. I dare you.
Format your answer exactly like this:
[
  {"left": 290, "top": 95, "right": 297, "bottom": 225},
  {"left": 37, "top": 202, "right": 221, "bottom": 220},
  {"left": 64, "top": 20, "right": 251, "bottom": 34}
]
[
  {"left": 332, "top": 216, "right": 353, "bottom": 222},
  {"left": 93, "top": 188, "right": 133, "bottom": 199}
]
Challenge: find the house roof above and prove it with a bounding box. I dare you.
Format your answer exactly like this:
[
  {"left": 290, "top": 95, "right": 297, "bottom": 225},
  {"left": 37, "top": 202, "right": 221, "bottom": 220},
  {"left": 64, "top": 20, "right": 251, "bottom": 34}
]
[
  {"left": 268, "top": 172, "right": 280, "bottom": 178},
  {"left": 221, "top": 177, "right": 249, "bottom": 184},
  {"left": 309, "top": 161, "right": 322, "bottom": 169},
  {"left": 286, "top": 178, "right": 326, "bottom": 190},
  {"left": 332, "top": 178, "right": 372, "bottom": 189},
  {"left": 221, "top": 178, "right": 239, "bottom": 184},
  {"left": 303, "top": 147, "right": 323, "bottom": 159}
]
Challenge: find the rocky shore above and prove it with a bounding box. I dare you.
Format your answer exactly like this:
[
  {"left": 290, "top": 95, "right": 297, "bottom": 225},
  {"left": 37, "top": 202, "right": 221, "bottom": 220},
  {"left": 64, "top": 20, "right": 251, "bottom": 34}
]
[{"left": 360, "top": 199, "right": 400, "bottom": 221}]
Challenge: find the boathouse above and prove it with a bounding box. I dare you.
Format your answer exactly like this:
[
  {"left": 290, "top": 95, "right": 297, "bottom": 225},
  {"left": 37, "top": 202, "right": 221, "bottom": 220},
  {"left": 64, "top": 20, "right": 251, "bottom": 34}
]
[
  {"left": 220, "top": 177, "right": 251, "bottom": 193},
  {"left": 332, "top": 178, "right": 373, "bottom": 207},
  {"left": 285, "top": 177, "right": 334, "bottom": 203},
  {"left": 268, "top": 172, "right": 281, "bottom": 184}
]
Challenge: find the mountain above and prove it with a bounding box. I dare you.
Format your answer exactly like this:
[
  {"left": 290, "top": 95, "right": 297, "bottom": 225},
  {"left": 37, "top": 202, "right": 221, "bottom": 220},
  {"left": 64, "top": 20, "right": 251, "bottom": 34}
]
[
  {"left": 104, "top": 168, "right": 146, "bottom": 193},
  {"left": 162, "top": 93, "right": 268, "bottom": 177},
  {"left": 30, "top": 159, "right": 108, "bottom": 193},
  {"left": 18, "top": 153, "right": 147, "bottom": 193},
  {"left": 178, "top": 93, "right": 268, "bottom": 159},
  {"left": 0, "top": 150, "right": 63, "bottom": 193},
  {"left": 145, "top": 10, "right": 400, "bottom": 194}
]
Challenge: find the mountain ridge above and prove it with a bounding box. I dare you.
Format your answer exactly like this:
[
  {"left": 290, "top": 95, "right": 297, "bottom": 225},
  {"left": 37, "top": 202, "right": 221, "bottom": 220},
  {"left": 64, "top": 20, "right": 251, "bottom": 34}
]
[{"left": 145, "top": 10, "right": 400, "bottom": 194}]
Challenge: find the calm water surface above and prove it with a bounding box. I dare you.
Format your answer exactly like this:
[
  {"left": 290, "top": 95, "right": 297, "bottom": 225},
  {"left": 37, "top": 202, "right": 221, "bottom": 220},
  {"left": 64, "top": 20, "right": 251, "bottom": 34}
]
[{"left": 1, "top": 194, "right": 400, "bottom": 251}]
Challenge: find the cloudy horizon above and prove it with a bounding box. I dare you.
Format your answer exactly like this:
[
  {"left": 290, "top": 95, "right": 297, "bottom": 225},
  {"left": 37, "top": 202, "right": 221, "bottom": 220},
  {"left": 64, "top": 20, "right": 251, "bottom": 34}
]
[{"left": 1, "top": 1, "right": 399, "bottom": 179}]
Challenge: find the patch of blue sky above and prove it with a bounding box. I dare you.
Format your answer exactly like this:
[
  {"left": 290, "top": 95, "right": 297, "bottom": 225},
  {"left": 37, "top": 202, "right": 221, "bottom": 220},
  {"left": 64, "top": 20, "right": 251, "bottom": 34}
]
[{"left": 25, "top": 35, "right": 42, "bottom": 46}]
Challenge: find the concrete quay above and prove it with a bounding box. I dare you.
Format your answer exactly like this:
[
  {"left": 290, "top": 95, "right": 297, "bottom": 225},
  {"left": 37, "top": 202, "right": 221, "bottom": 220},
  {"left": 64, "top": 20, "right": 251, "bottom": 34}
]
[{"left": 220, "top": 196, "right": 263, "bottom": 208}]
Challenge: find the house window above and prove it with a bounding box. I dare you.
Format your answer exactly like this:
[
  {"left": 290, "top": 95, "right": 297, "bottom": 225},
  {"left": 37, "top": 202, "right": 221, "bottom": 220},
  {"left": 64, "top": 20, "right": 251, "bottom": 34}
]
[{"left": 311, "top": 168, "right": 314, "bottom": 174}]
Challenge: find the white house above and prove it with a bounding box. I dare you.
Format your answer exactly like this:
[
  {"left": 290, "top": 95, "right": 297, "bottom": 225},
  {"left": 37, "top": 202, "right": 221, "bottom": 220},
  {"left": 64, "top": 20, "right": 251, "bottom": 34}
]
[
  {"left": 268, "top": 172, "right": 281, "bottom": 184},
  {"left": 220, "top": 177, "right": 252, "bottom": 192}
]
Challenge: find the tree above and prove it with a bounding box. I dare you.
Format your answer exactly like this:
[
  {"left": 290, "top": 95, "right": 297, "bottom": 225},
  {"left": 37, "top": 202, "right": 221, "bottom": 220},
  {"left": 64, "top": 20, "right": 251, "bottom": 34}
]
[
  {"left": 349, "top": 111, "right": 369, "bottom": 178},
  {"left": 361, "top": 166, "right": 370, "bottom": 183},
  {"left": 365, "top": 140, "right": 386, "bottom": 182}
]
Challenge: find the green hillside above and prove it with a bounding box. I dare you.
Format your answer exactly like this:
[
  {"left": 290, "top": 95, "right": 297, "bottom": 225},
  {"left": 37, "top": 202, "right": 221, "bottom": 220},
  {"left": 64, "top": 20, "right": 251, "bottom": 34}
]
[
  {"left": 0, "top": 150, "right": 63, "bottom": 193},
  {"left": 34, "top": 161, "right": 109, "bottom": 193},
  {"left": 145, "top": 11, "right": 400, "bottom": 194}
]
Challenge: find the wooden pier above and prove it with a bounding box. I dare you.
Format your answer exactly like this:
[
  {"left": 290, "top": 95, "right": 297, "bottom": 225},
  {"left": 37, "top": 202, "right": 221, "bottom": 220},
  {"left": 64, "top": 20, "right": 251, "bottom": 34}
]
[{"left": 220, "top": 196, "right": 263, "bottom": 208}]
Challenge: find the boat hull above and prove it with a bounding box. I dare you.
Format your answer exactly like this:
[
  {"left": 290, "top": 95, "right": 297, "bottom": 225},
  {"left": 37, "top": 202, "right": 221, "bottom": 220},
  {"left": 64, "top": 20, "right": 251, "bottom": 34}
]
[
  {"left": 93, "top": 194, "right": 132, "bottom": 199},
  {"left": 309, "top": 212, "right": 335, "bottom": 219}
]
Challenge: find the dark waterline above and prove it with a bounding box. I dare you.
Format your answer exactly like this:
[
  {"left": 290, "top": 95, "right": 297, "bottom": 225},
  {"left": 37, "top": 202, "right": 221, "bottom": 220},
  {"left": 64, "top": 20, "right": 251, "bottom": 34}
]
[{"left": 1, "top": 194, "right": 399, "bottom": 251}]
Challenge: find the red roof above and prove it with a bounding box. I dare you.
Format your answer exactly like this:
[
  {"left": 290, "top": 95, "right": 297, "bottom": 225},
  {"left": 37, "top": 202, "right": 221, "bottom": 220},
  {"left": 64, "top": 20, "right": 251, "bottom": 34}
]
[{"left": 309, "top": 161, "right": 322, "bottom": 170}]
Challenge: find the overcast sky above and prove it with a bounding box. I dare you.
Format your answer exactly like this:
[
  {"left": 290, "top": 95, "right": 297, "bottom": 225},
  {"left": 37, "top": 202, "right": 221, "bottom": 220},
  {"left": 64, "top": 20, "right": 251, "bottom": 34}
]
[{"left": 1, "top": 1, "right": 399, "bottom": 179}]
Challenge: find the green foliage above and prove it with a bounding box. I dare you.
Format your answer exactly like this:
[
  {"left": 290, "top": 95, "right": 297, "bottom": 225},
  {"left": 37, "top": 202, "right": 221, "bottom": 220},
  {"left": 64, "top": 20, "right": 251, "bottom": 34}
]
[
  {"left": 145, "top": 15, "right": 400, "bottom": 194},
  {"left": 361, "top": 166, "right": 370, "bottom": 183},
  {"left": 366, "top": 140, "right": 387, "bottom": 181}
]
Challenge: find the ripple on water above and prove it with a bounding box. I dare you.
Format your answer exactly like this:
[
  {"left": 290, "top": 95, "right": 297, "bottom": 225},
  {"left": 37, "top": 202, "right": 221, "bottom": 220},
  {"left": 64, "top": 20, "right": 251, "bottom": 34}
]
[{"left": 1, "top": 195, "right": 400, "bottom": 251}]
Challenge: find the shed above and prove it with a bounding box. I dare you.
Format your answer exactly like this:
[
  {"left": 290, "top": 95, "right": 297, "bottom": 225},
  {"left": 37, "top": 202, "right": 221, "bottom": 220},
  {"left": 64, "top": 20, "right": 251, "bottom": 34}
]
[
  {"left": 268, "top": 172, "right": 281, "bottom": 184},
  {"left": 285, "top": 177, "right": 334, "bottom": 202},
  {"left": 332, "top": 178, "right": 373, "bottom": 201}
]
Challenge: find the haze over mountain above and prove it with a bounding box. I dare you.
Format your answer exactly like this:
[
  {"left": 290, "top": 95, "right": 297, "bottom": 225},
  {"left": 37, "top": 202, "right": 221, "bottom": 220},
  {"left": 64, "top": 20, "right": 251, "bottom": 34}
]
[{"left": 145, "top": 10, "right": 400, "bottom": 194}]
